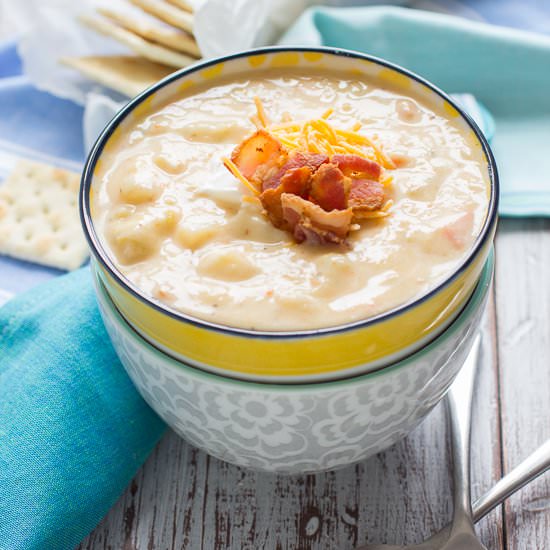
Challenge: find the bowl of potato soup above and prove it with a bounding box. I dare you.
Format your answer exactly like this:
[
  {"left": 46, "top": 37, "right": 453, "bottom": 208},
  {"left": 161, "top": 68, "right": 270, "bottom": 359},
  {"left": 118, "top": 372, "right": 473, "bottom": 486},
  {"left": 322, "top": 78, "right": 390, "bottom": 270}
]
[
  {"left": 92, "top": 248, "right": 494, "bottom": 473},
  {"left": 81, "top": 47, "right": 498, "bottom": 382}
]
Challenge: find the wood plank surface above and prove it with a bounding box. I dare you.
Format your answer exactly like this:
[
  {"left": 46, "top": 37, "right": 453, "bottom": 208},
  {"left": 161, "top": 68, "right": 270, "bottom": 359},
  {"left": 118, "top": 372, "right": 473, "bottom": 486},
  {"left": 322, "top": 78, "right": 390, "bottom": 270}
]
[
  {"left": 494, "top": 219, "right": 550, "bottom": 550},
  {"left": 78, "top": 220, "right": 550, "bottom": 550}
]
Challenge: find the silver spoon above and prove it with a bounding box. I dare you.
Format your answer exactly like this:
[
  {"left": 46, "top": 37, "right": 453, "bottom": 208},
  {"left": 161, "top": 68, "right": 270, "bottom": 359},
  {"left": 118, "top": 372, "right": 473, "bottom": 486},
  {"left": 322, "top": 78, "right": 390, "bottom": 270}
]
[
  {"left": 357, "top": 438, "right": 550, "bottom": 550},
  {"left": 357, "top": 334, "right": 550, "bottom": 550},
  {"left": 439, "top": 332, "right": 485, "bottom": 550}
]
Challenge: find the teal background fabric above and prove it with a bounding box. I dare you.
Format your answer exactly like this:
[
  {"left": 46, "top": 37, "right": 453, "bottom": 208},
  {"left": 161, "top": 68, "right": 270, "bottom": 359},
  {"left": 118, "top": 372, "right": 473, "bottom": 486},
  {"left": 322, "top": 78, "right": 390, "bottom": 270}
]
[
  {"left": 0, "top": 268, "right": 166, "bottom": 550},
  {"left": 280, "top": 6, "right": 550, "bottom": 216}
]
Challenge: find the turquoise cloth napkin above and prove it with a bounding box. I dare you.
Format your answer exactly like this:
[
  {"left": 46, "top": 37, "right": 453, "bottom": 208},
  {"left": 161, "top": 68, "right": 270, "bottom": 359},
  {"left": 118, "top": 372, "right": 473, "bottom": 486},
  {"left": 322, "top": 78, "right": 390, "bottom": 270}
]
[
  {"left": 0, "top": 268, "right": 166, "bottom": 550},
  {"left": 281, "top": 6, "right": 550, "bottom": 216}
]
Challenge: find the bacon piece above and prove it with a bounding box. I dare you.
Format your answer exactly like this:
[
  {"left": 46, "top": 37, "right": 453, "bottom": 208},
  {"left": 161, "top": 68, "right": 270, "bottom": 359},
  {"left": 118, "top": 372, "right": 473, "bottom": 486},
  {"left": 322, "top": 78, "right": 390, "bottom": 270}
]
[
  {"left": 285, "top": 152, "right": 328, "bottom": 173},
  {"left": 259, "top": 166, "right": 312, "bottom": 229},
  {"left": 309, "top": 163, "right": 350, "bottom": 211},
  {"left": 280, "top": 165, "right": 312, "bottom": 197},
  {"left": 281, "top": 193, "right": 353, "bottom": 245},
  {"left": 230, "top": 129, "right": 284, "bottom": 180},
  {"left": 260, "top": 187, "right": 285, "bottom": 228},
  {"left": 349, "top": 179, "right": 385, "bottom": 214},
  {"left": 262, "top": 151, "right": 328, "bottom": 191},
  {"left": 332, "top": 154, "right": 381, "bottom": 180}
]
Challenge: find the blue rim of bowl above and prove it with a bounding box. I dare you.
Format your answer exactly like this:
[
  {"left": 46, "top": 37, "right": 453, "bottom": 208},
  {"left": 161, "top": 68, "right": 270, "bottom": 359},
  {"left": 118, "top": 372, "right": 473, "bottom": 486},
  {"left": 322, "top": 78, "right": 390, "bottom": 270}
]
[
  {"left": 95, "top": 249, "right": 494, "bottom": 389},
  {"left": 80, "top": 45, "right": 499, "bottom": 340}
]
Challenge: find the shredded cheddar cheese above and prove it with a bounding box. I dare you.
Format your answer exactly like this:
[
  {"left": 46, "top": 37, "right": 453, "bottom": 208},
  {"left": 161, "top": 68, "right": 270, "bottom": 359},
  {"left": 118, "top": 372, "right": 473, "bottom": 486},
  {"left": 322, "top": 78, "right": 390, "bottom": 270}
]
[
  {"left": 242, "top": 195, "right": 261, "bottom": 205},
  {"left": 222, "top": 157, "right": 259, "bottom": 195},
  {"left": 249, "top": 114, "right": 263, "bottom": 130},
  {"left": 253, "top": 97, "right": 396, "bottom": 169},
  {"left": 254, "top": 96, "right": 269, "bottom": 127},
  {"left": 357, "top": 210, "right": 390, "bottom": 219},
  {"left": 334, "top": 129, "right": 396, "bottom": 169},
  {"left": 268, "top": 121, "right": 301, "bottom": 131},
  {"left": 234, "top": 99, "right": 395, "bottom": 216},
  {"left": 277, "top": 135, "right": 300, "bottom": 149},
  {"left": 380, "top": 174, "right": 394, "bottom": 187}
]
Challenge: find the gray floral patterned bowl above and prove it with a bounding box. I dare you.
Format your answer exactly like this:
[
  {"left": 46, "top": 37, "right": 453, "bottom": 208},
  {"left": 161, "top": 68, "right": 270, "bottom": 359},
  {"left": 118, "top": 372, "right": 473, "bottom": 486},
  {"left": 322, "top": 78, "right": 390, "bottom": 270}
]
[{"left": 93, "top": 251, "right": 493, "bottom": 474}]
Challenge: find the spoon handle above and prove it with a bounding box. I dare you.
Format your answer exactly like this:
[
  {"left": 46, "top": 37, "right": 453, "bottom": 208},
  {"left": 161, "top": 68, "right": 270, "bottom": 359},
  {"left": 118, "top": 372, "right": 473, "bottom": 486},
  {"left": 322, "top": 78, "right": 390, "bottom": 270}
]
[
  {"left": 446, "top": 333, "right": 482, "bottom": 520},
  {"left": 473, "top": 438, "right": 550, "bottom": 521}
]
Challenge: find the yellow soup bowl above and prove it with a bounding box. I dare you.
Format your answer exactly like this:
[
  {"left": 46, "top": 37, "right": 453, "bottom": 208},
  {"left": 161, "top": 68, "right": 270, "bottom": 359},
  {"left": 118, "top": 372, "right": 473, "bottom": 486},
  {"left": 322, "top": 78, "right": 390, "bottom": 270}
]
[{"left": 80, "top": 47, "right": 498, "bottom": 383}]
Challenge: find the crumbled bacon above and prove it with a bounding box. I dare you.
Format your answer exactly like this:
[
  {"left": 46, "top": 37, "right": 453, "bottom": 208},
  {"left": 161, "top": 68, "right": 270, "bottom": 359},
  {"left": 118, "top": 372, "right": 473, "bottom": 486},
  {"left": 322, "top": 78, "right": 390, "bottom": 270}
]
[
  {"left": 332, "top": 154, "right": 381, "bottom": 180},
  {"left": 279, "top": 165, "right": 312, "bottom": 197},
  {"left": 260, "top": 187, "right": 285, "bottom": 229},
  {"left": 230, "top": 129, "right": 284, "bottom": 181},
  {"left": 226, "top": 128, "right": 393, "bottom": 246},
  {"left": 309, "top": 163, "right": 349, "bottom": 211},
  {"left": 349, "top": 179, "right": 385, "bottom": 214},
  {"left": 281, "top": 194, "right": 353, "bottom": 245},
  {"left": 262, "top": 151, "right": 328, "bottom": 191},
  {"left": 260, "top": 166, "right": 312, "bottom": 229}
]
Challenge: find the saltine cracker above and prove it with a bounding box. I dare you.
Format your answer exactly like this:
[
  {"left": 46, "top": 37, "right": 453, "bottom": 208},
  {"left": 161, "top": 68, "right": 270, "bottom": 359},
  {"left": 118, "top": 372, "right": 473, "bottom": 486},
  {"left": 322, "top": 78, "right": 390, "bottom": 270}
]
[{"left": 0, "top": 160, "right": 88, "bottom": 270}]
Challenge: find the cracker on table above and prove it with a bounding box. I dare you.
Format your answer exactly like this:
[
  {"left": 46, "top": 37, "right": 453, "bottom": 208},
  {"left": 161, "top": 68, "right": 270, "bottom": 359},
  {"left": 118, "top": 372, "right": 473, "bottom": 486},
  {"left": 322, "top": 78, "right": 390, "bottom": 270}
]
[
  {"left": 80, "top": 14, "right": 195, "bottom": 68},
  {"left": 129, "top": 0, "right": 194, "bottom": 34},
  {"left": 97, "top": 6, "right": 200, "bottom": 57},
  {"left": 60, "top": 55, "right": 174, "bottom": 97},
  {"left": 0, "top": 160, "right": 88, "bottom": 271}
]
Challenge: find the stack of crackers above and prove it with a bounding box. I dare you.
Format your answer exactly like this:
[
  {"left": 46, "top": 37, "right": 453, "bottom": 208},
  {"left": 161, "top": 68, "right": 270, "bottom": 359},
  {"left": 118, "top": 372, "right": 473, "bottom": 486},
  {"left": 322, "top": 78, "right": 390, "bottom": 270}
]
[{"left": 61, "top": 0, "right": 201, "bottom": 98}]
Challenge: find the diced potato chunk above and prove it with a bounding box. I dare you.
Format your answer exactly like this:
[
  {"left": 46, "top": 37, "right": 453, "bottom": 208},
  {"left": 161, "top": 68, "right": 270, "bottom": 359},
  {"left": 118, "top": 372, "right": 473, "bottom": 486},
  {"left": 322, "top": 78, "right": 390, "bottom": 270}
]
[
  {"left": 151, "top": 205, "right": 181, "bottom": 233},
  {"left": 197, "top": 248, "right": 260, "bottom": 282},
  {"left": 175, "top": 224, "right": 220, "bottom": 251},
  {"left": 106, "top": 219, "right": 160, "bottom": 264},
  {"left": 107, "top": 158, "right": 165, "bottom": 205},
  {"left": 118, "top": 176, "right": 162, "bottom": 205},
  {"left": 153, "top": 153, "right": 186, "bottom": 175},
  {"left": 110, "top": 204, "right": 137, "bottom": 219},
  {"left": 106, "top": 205, "right": 181, "bottom": 265},
  {"left": 395, "top": 99, "right": 422, "bottom": 123},
  {"left": 180, "top": 120, "right": 250, "bottom": 144}
]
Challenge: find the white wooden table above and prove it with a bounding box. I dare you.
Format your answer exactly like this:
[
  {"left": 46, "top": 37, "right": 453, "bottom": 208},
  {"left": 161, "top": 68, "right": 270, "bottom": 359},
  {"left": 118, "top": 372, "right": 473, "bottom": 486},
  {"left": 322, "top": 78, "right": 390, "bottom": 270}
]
[{"left": 79, "top": 219, "right": 550, "bottom": 550}]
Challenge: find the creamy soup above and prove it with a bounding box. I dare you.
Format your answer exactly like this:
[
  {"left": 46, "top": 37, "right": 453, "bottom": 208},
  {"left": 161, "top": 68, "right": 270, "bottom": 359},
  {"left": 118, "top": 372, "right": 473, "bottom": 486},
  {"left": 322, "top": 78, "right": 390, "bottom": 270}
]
[{"left": 92, "top": 69, "right": 490, "bottom": 331}]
